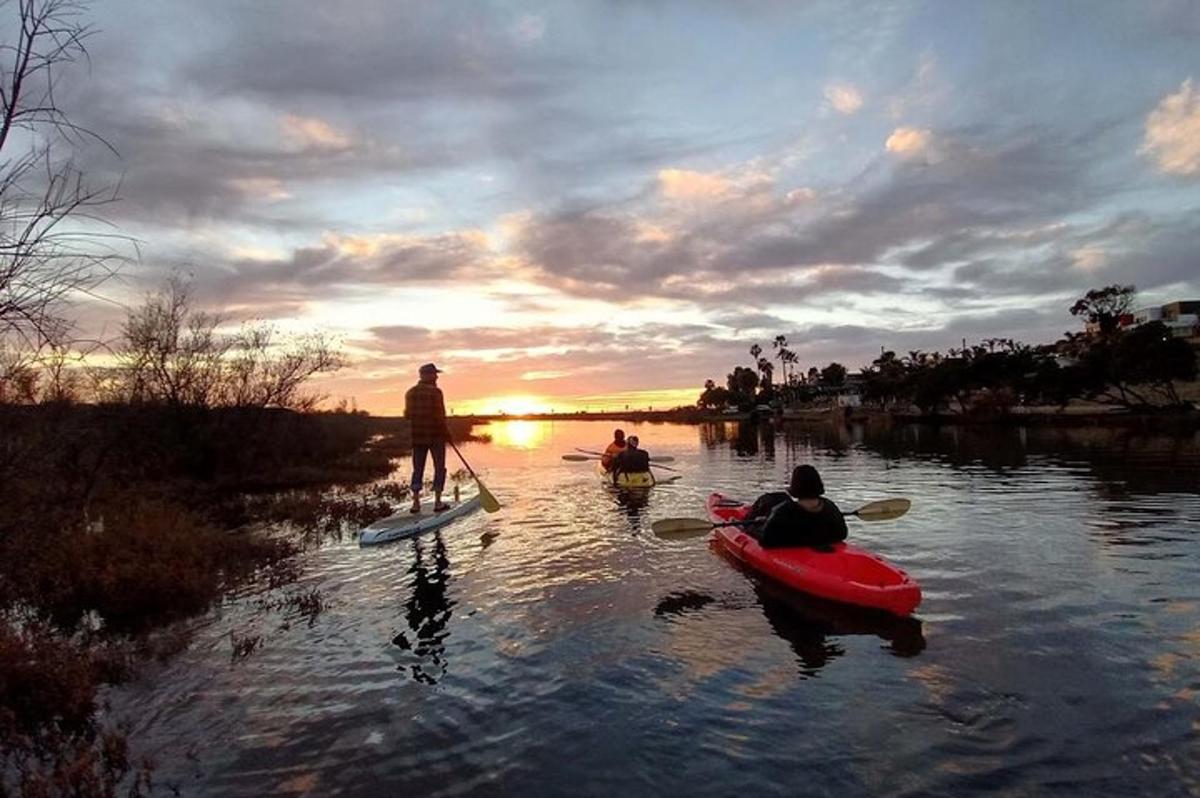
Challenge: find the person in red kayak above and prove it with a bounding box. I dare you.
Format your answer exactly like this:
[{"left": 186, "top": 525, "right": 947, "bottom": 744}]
[
  {"left": 611, "top": 435, "right": 653, "bottom": 485},
  {"left": 600, "top": 428, "right": 627, "bottom": 472},
  {"left": 405, "top": 362, "right": 452, "bottom": 513},
  {"left": 744, "top": 464, "right": 846, "bottom": 548}
]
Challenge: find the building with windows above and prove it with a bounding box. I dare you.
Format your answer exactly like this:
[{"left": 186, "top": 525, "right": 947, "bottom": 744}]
[{"left": 1126, "top": 300, "right": 1200, "bottom": 345}]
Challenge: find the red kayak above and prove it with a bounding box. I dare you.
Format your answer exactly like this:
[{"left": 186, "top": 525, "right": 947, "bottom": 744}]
[{"left": 706, "top": 492, "right": 922, "bottom": 616}]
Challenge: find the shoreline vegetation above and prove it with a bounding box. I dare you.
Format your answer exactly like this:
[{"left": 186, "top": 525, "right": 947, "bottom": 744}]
[
  {"left": 689, "top": 285, "right": 1199, "bottom": 427},
  {"left": 452, "top": 405, "right": 1200, "bottom": 428},
  {"left": 452, "top": 286, "right": 1198, "bottom": 431},
  {"left": 0, "top": 277, "right": 482, "bottom": 794}
]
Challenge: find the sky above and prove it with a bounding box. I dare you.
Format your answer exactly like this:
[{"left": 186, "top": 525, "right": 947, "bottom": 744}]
[{"left": 43, "top": 0, "right": 1200, "bottom": 414}]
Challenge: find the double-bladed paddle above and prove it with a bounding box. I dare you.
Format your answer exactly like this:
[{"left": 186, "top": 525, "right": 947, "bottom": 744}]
[
  {"left": 650, "top": 498, "right": 911, "bottom": 540},
  {"left": 561, "top": 453, "right": 681, "bottom": 473},
  {"left": 572, "top": 448, "right": 675, "bottom": 463}
]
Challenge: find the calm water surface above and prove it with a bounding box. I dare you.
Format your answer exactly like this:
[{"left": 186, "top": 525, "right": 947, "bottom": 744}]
[{"left": 109, "top": 420, "right": 1200, "bottom": 796}]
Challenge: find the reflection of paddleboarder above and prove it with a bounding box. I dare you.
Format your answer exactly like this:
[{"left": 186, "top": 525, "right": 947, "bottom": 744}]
[
  {"left": 392, "top": 532, "right": 454, "bottom": 684},
  {"left": 405, "top": 363, "right": 451, "bottom": 514}
]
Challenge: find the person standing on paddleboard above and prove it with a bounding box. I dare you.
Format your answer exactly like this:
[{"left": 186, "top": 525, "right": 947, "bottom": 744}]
[
  {"left": 611, "top": 435, "right": 654, "bottom": 485},
  {"left": 600, "top": 428, "right": 626, "bottom": 472},
  {"left": 744, "top": 464, "right": 846, "bottom": 548},
  {"left": 405, "top": 363, "right": 452, "bottom": 513}
]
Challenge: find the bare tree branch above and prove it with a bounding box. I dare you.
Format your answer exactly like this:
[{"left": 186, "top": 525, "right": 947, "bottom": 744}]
[{"left": 0, "top": 0, "right": 124, "bottom": 348}]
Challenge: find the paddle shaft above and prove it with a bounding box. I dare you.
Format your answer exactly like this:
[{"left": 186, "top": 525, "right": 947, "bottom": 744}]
[
  {"left": 651, "top": 498, "right": 910, "bottom": 538},
  {"left": 448, "top": 440, "right": 475, "bottom": 479},
  {"left": 448, "top": 440, "right": 501, "bottom": 512},
  {"left": 563, "top": 453, "right": 679, "bottom": 471},
  {"left": 574, "top": 447, "right": 674, "bottom": 463}
]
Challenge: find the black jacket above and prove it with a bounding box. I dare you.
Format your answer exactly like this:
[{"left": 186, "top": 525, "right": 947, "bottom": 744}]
[
  {"left": 612, "top": 447, "right": 651, "bottom": 474},
  {"left": 745, "top": 492, "right": 848, "bottom": 549}
]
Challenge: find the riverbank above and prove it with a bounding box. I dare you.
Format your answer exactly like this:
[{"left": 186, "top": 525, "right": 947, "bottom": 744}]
[
  {"left": 448, "top": 409, "right": 752, "bottom": 424},
  {"left": 781, "top": 405, "right": 1200, "bottom": 429},
  {"left": 438, "top": 405, "right": 1199, "bottom": 430},
  {"left": 0, "top": 404, "right": 424, "bottom": 795}
]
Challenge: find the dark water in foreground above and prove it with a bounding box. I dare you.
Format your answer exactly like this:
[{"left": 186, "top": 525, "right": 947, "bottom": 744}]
[{"left": 109, "top": 420, "right": 1200, "bottom": 796}]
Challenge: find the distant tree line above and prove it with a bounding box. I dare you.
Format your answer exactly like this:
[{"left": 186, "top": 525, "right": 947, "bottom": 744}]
[{"left": 699, "top": 285, "right": 1198, "bottom": 414}]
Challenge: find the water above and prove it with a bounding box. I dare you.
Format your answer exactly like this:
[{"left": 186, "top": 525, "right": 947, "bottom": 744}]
[{"left": 109, "top": 420, "right": 1200, "bottom": 796}]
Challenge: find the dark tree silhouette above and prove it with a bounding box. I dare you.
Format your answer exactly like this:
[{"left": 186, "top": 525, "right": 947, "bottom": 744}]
[{"left": 1069, "top": 285, "right": 1135, "bottom": 336}]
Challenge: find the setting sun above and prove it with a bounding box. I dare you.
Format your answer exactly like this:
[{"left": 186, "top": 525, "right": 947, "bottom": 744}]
[
  {"left": 487, "top": 419, "right": 550, "bottom": 450},
  {"left": 452, "top": 394, "right": 555, "bottom": 416}
]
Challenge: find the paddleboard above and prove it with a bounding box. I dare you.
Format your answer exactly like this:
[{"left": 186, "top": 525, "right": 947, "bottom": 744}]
[{"left": 359, "top": 494, "right": 482, "bottom": 546}]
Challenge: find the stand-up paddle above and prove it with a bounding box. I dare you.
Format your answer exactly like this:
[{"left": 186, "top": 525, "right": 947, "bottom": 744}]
[{"left": 449, "top": 441, "right": 501, "bottom": 513}]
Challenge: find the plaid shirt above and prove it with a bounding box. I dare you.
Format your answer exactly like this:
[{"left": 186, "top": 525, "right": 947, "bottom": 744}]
[{"left": 405, "top": 381, "right": 449, "bottom": 445}]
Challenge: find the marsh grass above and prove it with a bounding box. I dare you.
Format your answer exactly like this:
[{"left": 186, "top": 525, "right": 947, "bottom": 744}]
[{"left": 0, "top": 404, "right": 446, "bottom": 795}]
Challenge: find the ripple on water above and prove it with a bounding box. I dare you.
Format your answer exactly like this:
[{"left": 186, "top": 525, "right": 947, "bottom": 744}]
[{"left": 103, "top": 420, "right": 1200, "bottom": 795}]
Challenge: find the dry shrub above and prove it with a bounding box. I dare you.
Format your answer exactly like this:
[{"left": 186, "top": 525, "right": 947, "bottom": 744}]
[
  {"left": 237, "top": 483, "right": 406, "bottom": 544},
  {"left": 0, "top": 624, "right": 149, "bottom": 798},
  {"left": 4, "top": 495, "right": 296, "bottom": 634}
]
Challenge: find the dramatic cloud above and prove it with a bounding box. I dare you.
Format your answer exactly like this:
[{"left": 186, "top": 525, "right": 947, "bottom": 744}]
[
  {"left": 1142, "top": 78, "right": 1200, "bottom": 175},
  {"left": 40, "top": 1, "right": 1200, "bottom": 412},
  {"left": 824, "top": 83, "right": 864, "bottom": 114}
]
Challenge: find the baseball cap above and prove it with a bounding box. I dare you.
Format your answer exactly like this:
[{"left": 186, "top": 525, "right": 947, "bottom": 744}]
[{"left": 419, "top": 363, "right": 442, "bottom": 375}]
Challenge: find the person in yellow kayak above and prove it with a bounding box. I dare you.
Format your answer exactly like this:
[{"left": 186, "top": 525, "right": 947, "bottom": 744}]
[
  {"left": 405, "top": 363, "right": 452, "bottom": 514},
  {"left": 744, "top": 465, "right": 846, "bottom": 548},
  {"left": 611, "top": 435, "right": 654, "bottom": 485},
  {"left": 600, "top": 428, "right": 627, "bottom": 472}
]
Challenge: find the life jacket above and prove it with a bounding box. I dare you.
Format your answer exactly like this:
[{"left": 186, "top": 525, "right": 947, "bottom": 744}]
[{"left": 600, "top": 440, "right": 626, "bottom": 471}]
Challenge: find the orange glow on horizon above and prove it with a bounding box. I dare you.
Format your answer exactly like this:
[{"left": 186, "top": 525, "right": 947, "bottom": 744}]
[{"left": 446, "top": 388, "right": 700, "bottom": 417}]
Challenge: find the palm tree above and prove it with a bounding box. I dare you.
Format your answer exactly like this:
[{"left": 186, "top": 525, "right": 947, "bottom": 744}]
[{"left": 773, "top": 335, "right": 790, "bottom": 384}]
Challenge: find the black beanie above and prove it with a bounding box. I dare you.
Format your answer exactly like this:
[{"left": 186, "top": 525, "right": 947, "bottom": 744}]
[{"left": 789, "top": 465, "right": 825, "bottom": 498}]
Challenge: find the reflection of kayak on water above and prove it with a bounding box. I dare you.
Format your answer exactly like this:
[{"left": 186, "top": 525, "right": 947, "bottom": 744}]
[
  {"left": 596, "top": 461, "right": 655, "bottom": 488},
  {"left": 717, "top": 560, "right": 926, "bottom": 658},
  {"left": 706, "top": 492, "right": 922, "bottom": 616},
  {"left": 360, "top": 493, "right": 482, "bottom": 546},
  {"left": 654, "top": 584, "right": 925, "bottom": 669}
]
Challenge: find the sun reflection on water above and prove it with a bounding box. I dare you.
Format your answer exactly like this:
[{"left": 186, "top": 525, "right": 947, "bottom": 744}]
[{"left": 490, "top": 420, "right": 550, "bottom": 450}]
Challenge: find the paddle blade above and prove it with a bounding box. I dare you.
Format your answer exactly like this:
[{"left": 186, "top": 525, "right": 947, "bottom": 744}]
[
  {"left": 850, "top": 498, "right": 911, "bottom": 522},
  {"left": 561, "top": 454, "right": 596, "bottom": 461},
  {"left": 650, "top": 517, "right": 714, "bottom": 540},
  {"left": 476, "top": 480, "right": 502, "bottom": 513}
]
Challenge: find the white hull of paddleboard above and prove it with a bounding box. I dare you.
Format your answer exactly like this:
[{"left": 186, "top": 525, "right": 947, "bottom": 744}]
[{"left": 359, "top": 495, "right": 483, "bottom": 546}]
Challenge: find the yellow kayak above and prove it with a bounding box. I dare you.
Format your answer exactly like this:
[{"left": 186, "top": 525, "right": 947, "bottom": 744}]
[{"left": 596, "top": 461, "right": 654, "bottom": 488}]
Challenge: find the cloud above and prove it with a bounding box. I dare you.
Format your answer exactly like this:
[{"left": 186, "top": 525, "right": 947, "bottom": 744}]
[
  {"left": 514, "top": 127, "right": 1109, "bottom": 308},
  {"left": 511, "top": 14, "right": 546, "bottom": 44},
  {"left": 280, "top": 114, "right": 353, "bottom": 151},
  {"left": 824, "top": 83, "right": 864, "bottom": 114},
  {"left": 187, "top": 2, "right": 575, "bottom": 104},
  {"left": 1142, "top": 78, "right": 1200, "bottom": 176},
  {"left": 227, "top": 177, "right": 292, "bottom": 201},
  {"left": 190, "top": 229, "right": 497, "bottom": 314},
  {"left": 657, "top": 168, "right": 733, "bottom": 200},
  {"left": 1070, "top": 247, "right": 1107, "bottom": 272},
  {"left": 885, "top": 126, "right": 933, "bottom": 158}
]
